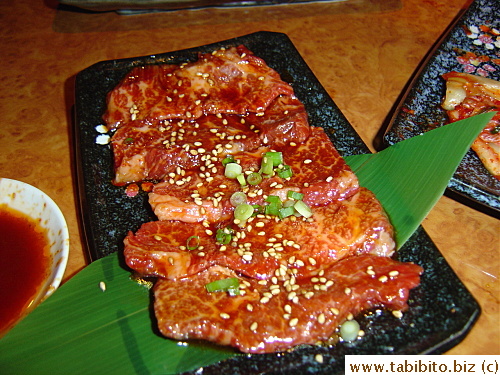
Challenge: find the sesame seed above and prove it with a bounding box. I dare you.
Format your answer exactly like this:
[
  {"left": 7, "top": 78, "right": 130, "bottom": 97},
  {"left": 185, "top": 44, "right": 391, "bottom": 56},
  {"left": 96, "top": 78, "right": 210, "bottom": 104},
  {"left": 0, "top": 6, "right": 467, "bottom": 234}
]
[
  {"left": 331, "top": 307, "right": 340, "bottom": 315},
  {"left": 344, "top": 287, "right": 352, "bottom": 295},
  {"left": 289, "top": 318, "right": 298, "bottom": 327},
  {"left": 220, "top": 313, "right": 230, "bottom": 319},
  {"left": 284, "top": 304, "right": 292, "bottom": 314},
  {"left": 378, "top": 275, "right": 388, "bottom": 283},
  {"left": 99, "top": 281, "right": 106, "bottom": 292},
  {"left": 326, "top": 176, "right": 333, "bottom": 182},
  {"left": 246, "top": 304, "right": 253, "bottom": 311},
  {"left": 260, "top": 296, "right": 270, "bottom": 304},
  {"left": 389, "top": 270, "right": 400, "bottom": 277},
  {"left": 304, "top": 291, "right": 315, "bottom": 299},
  {"left": 392, "top": 310, "right": 403, "bottom": 319},
  {"left": 154, "top": 235, "right": 162, "bottom": 241},
  {"left": 315, "top": 354, "right": 324, "bottom": 364},
  {"left": 317, "top": 313, "right": 326, "bottom": 324},
  {"left": 304, "top": 159, "right": 313, "bottom": 164},
  {"left": 250, "top": 322, "right": 258, "bottom": 332}
]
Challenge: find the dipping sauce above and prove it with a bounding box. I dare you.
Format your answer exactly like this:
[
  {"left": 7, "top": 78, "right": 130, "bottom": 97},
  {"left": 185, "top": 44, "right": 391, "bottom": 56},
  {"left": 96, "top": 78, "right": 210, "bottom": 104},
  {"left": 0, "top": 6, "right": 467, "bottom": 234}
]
[{"left": 0, "top": 203, "right": 51, "bottom": 336}]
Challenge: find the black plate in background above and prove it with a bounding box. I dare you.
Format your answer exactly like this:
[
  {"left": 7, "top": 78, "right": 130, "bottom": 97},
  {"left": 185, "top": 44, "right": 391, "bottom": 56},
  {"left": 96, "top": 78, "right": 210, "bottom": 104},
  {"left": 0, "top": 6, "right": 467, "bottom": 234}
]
[
  {"left": 61, "top": 0, "right": 346, "bottom": 13},
  {"left": 382, "top": 0, "right": 500, "bottom": 217},
  {"left": 74, "top": 31, "right": 479, "bottom": 373}
]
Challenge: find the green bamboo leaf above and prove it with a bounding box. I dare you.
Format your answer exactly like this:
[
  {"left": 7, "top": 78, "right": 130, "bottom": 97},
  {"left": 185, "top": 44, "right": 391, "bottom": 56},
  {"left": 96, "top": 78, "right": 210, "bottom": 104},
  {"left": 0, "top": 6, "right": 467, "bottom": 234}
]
[
  {"left": 345, "top": 111, "right": 496, "bottom": 248},
  {"left": 0, "top": 252, "right": 237, "bottom": 374},
  {"left": 0, "top": 112, "right": 494, "bottom": 374}
]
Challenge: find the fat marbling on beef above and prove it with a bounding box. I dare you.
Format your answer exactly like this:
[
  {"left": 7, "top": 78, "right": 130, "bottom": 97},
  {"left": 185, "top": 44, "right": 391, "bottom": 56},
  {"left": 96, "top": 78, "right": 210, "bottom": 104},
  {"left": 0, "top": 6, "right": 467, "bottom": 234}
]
[
  {"left": 154, "top": 256, "right": 422, "bottom": 353},
  {"left": 104, "top": 45, "right": 423, "bottom": 354}
]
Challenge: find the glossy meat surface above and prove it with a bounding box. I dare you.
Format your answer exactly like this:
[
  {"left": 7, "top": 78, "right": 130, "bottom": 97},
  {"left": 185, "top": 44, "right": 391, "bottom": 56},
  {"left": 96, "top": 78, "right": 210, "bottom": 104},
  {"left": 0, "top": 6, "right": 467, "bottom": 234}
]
[
  {"left": 110, "top": 95, "right": 310, "bottom": 185},
  {"left": 153, "top": 256, "right": 423, "bottom": 353},
  {"left": 124, "top": 188, "right": 395, "bottom": 280},
  {"left": 148, "top": 127, "right": 359, "bottom": 223},
  {"left": 115, "top": 45, "right": 420, "bottom": 354},
  {"left": 103, "top": 45, "right": 295, "bottom": 130}
]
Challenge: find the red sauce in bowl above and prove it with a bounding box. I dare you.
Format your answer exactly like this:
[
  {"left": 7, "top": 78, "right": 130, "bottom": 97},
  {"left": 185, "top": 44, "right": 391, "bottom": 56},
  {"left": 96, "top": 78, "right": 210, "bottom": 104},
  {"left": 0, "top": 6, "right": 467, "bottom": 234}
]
[{"left": 0, "top": 203, "right": 51, "bottom": 336}]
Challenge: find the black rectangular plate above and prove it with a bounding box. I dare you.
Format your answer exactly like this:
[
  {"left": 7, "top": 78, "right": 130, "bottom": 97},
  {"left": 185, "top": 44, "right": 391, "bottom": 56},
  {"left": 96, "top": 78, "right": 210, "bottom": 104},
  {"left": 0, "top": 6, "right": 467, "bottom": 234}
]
[
  {"left": 61, "top": 0, "right": 346, "bottom": 13},
  {"left": 382, "top": 0, "right": 500, "bottom": 217},
  {"left": 74, "top": 31, "right": 480, "bottom": 374}
]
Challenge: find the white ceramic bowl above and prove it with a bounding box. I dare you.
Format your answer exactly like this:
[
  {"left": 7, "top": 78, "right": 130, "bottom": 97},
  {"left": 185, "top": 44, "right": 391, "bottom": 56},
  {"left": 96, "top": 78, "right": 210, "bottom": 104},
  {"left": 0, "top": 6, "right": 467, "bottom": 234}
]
[{"left": 0, "top": 178, "right": 69, "bottom": 311}]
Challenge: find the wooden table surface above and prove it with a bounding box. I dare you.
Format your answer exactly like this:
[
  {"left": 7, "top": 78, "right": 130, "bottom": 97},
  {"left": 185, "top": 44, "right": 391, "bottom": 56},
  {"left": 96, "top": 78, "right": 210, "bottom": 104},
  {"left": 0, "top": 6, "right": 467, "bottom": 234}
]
[{"left": 1, "top": 0, "right": 498, "bottom": 357}]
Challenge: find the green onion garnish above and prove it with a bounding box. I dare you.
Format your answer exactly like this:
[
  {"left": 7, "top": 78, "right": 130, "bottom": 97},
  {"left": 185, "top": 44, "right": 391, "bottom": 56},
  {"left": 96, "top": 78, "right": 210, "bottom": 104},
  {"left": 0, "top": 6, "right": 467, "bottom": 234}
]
[
  {"left": 278, "top": 206, "right": 296, "bottom": 219},
  {"left": 491, "top": 125, "right": 500, "bottom": 135},
  {"left": 277, "top": 165, "right": 293, "bottom": 179},
  {"left": 252, "top": 204, "right": 264, "bottom": 216},
  {"left": 247, "top": 172, "right": 263, "bottom": 185},
  {"left": 265, "top": 195, "right": 281, "bottom": 204},
  {"left": 234, "top": 203, "right": 254, "bottom": 222},
  {"left": 186, "top": 235, "right": 200, "bottom": 250},
  {"left": 287, "top": 190, "right": 304, "bottom": 200},
  {"left": 294, "top": 200, "right": 313, "bottom": 218},
  {"left": 264, "top": 151, "right": 283, "bottom": 166},
  {"left": 265, "top": 196, "right": 282, "bottom": 216},
  {"left": 222, "top": 155, "right": 235, "bottom": 166},
  {"left": 230, "top": 191, "right": 247, "bottom": 207},
  {"left": 260, "top": 156, "right": 274, "bottom": 175},
  {"left": 205, "top": 277, "right": 240, "bottom": 296},
  {"left": 236, "top": 174, "right": 247, "bottom": 186},
  {"left": 225, "top": 162, "right": 242, "bottom": 178},
  {"left": 215, "top": 228, "right": 233, "bottom": 244}
]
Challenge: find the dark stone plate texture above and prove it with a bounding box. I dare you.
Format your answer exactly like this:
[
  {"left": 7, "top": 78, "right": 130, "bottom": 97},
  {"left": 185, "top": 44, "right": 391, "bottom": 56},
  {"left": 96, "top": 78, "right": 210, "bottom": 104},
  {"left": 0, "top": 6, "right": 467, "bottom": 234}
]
[
  {"left": 382, "top": 0, "right": 500, "bottom": 217},
  {"left": 74, "top": 31, "right": 480, "bottom": 374}
]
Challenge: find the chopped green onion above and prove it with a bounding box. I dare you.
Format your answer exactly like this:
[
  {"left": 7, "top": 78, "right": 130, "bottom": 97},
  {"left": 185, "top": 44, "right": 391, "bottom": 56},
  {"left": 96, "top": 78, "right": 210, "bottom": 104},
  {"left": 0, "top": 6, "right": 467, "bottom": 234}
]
[
  {"left": 225, "top": 162, "right": 242, "bottom": 178},
  {"left": 230, "top": 192, "right": 247, "bottom": 207},
  {"left": 264, "top": 151, "right": 283, "bottom": 166},
  {"left": 236, "top": 174, "right": 247, "bottom": 186},
  {"left": 234, "top": 203, "right": 254, "bottom": 222},
  {"left": 294, "top": 200, "right": 313, "bottom": 218},
  {"left": 260, "top": 156, "right": 274, "bottom": 175},
  {"left": 491, "top": 125, "right": 500, "bottom": 135},
  {"left": 265, "top": 196, "right": 282, "bottom": 216},
  {"left": 287, "top": 190, "right": 304, "bottom": 200},
  {"left": 124, "top": 137, "right": 134, "bottom": 144},
  {"left": 252, "top": 204, "right": 264, "bottom": 216},
  {"left": 247, "top": 172, "right": 263, "bottom": 185},
  {"left": 265, "top": 195, "right": 281, "bottom": 204},
  {"left": 339, "top": 320, "right": 360, "bottom": 342},
  {"left": 277, "top": 165, "right": 293, "bottom": 179},
  {"left": 186, "top": 235, "right": 200, "bottom": 250},
  {"left": 278, "top": 206, "right": 296, "bottom": 219},
  {"left": 215, "top": 228, "right": 232, "bottom": 244},
  {"left": 205, "top": 277, "right": 240, "bottom": 296},
  {"left": 222, "top": 155, "right": 235, "bottom": 166}
]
